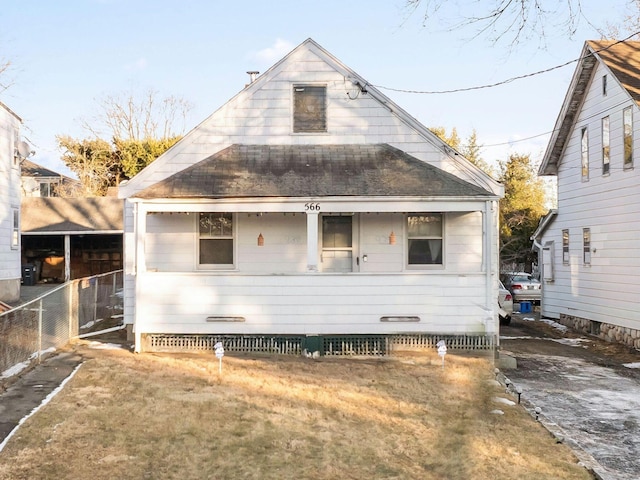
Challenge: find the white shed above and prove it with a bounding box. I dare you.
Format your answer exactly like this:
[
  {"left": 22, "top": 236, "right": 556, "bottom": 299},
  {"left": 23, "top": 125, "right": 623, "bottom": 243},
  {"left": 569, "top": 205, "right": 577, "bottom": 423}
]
[{"left": 119, "top": 39, "right": 503, "bottom": 354}]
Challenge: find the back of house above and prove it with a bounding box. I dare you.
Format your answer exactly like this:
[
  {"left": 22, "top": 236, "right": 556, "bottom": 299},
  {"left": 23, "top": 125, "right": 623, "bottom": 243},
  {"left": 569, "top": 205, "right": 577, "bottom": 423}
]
[{"left": 119, "top": 39, "right": 503, "bottom": 354}]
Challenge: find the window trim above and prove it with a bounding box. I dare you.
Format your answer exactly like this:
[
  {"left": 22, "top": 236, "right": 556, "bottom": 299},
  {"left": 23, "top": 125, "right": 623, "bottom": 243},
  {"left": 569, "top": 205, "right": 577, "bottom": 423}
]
[
  {"left": 406, "top": 213, "right": 444, "bottom": 269},
  {"left": 292, "top": 84, "right": 327, "bottom": 134},
  {"left": 602, "top": 116, "right": 610, "bottom": 175},
  {"left": 197, "top": 212, "right": 235, "bottom": 270},
  {"left": 624, "top": 106, "right": 634, "bottom": 170},
  {"left": 582, "top": 228, "right": 591, "bottom": 266},
  {"left": 581, "top": 126, "right": 589, "bottom": 180},
  {"left": 562, "top": 229, "right": 569, "bottom": 266}
]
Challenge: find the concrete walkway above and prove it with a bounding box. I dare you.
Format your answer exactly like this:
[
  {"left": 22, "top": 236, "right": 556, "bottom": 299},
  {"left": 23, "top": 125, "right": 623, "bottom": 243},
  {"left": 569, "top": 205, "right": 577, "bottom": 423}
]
[{"left": 0, "top": 351, "right": 84, "bottom": 447}]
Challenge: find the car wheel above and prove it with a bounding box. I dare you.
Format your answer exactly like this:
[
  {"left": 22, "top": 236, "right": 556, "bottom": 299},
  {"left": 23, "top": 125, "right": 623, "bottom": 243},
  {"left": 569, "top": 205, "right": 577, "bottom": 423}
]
[{"left": 500, "top": 315, "right": 511, "bottom": 326}]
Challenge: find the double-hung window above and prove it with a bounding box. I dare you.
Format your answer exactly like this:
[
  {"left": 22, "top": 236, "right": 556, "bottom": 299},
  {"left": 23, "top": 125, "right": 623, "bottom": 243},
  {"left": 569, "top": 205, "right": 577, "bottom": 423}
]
[
  {"left": 407, "top": 213, "right": 443, "bottom": 266},
  {"left": 293, "top": 85, "right": 326, "bottom": 133},
  {"left": 624, "top": 106, "right": 633, "bottom": 169},
  {"left": 198, "top": 213, "right": 234, "bottom": 268},
  {"left": 11, "top": 208, "right": 19, "bottom": 249},
  {"left": 581, "top": 127, "right": 589, "bottom": 180},
  {"left": 602, "top": 116, "right": 610, "bottom": 175},
  {"left": 583, "top": 228, "right": 591, "bottom": 265}
]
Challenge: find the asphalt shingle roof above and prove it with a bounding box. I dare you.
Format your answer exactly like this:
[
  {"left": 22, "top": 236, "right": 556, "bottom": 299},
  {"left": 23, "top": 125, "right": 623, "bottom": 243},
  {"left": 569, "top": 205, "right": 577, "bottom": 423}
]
[
  {"left": 21, "top": 197, "right": 123, "bottom": 233},
  {"left": 589, "top": 40, "right": 640, "bottom": 106},
  {"left": 134, "top": 144, "right": 493, "bottom": 199}
]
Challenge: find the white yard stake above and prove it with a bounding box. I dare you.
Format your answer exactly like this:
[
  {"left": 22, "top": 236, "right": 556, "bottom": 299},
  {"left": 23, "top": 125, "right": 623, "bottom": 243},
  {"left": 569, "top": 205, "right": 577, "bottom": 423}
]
[
  {"left": 214, "top": 342, "right": 225, "bottom": 374},
  {"left": 437, "top": 340, "right": 447, "bottom": 369}
]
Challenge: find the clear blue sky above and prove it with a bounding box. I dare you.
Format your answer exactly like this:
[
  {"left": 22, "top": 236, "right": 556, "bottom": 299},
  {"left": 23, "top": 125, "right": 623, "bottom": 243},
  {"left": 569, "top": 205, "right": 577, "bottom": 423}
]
[{"left": 0, "top": 0, "right": 627, "bottom": 178}]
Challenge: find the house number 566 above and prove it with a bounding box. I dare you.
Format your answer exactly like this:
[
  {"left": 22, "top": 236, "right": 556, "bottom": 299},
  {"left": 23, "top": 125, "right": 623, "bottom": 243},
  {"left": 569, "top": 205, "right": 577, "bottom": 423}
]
[{"left": 305, "top": 203, "right": 321, "bottom": 211}]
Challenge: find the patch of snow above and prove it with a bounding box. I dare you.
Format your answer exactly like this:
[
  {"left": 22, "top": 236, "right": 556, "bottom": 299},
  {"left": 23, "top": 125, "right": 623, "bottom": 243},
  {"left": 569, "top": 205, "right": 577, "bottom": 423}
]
[
  {"left": 487, "top": 379, "right": 501, "bottom": 387},
  {"left": 80, "top": 320, "right": 96, "bottom": 330},
  {"left": 520, "top": 317, "right": 536, "bottom": 322},
  {"left": 490, "top": 409, "right": 505, "bottom": 415},
  {"left": 86, "top": 341, "right": 123, "bottom": 350},
  {"left": 492, "top": 397, "right": 516, "bottom": 406},
  {"left": 551, "top": 338, "right": 588, "bottom": 347},
  {"left": 623, "top": 362, "right": 640, "bottom": 369},
  {"left": 1, "top": 347, "right": 56, "bottom": 379},
  {"left": 540, "top": 318, "right": 569, "bottom": 332},
  {"left": 110, "top": 314, "right": 124, "bottom": 319},
  {"left": 500, "top": 336, "right": 535, "bottom": 340}
]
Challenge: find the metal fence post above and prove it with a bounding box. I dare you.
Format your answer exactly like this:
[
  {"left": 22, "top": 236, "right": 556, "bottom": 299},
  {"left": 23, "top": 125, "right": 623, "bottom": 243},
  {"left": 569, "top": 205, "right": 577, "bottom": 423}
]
[{"left": 37, "top": 299, "right": 43, "bottom": 364}]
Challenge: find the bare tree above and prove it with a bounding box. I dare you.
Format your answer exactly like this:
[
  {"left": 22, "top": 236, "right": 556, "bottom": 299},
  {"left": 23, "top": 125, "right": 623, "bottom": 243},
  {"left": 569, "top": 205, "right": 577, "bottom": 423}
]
[
  {"left": 0, "top": 57, "right": 13, "bottom": 93},
  {"left": 405, "top": 0, "right": 637, "bottom": 46},
  {"left": 81, "top": 87, "right": 193, "bottom": 140}
]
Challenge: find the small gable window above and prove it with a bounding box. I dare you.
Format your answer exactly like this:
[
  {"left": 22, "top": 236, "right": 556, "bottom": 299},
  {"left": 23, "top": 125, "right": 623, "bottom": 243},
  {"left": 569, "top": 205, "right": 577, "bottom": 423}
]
[
  {"left": 293, "top": 85, "right": 326, "bottom": 133},
  {"left": 602, "top": 75, "right": 607, "bottom": 96}
]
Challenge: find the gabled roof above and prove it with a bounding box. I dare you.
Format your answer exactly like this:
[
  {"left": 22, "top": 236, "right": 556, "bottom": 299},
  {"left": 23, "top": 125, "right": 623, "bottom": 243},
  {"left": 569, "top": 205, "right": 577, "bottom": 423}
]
[
  {"left": 133, "top": 144, "right": 495, "bottom": 199},
  {"left": 540, "top": 40, "right": 640, "bottom": 176},
  {"left": 120, "top": 38, "right": 502, "bottom": 198},
  {"left": 21, "top": 197, "right": 123, "bottom": 233}
]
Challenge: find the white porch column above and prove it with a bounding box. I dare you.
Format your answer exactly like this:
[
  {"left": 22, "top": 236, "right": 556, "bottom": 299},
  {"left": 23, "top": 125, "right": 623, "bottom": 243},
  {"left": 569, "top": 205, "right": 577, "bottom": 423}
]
[
  {"left": 64, "top": 234, "right": 71, "bottom": 281},
  {"left": 134, "top": 202, "right": 147, "bottom": 352},
  {"left": 306, "top": 212, "right": 319, "bottom": 272}
]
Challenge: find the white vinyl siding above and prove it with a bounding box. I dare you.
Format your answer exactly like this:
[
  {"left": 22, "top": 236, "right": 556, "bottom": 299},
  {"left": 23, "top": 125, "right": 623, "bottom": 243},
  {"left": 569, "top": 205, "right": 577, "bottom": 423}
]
[{"left": 538, "top": 60, "right": 640, "bottom": 332}]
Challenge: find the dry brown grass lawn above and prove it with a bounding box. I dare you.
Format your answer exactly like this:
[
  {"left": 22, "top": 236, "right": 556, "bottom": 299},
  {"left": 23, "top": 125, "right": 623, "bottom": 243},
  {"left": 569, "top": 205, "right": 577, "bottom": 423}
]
[{"left": 0, "top": 343, "right": 592, "bottom": 480}]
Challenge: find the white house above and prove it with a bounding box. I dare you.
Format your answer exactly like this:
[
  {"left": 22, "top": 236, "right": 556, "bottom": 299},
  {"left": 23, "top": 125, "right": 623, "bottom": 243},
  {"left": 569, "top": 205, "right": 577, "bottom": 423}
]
[
  {"left": 534, "top": 40, "right": 640, "bottom": 348},
  {"left": 119, "top": 39, "right": 504, "bottom": 354},
  {"left": 0, "top": 101, "right": 22, "bottom": 303}
]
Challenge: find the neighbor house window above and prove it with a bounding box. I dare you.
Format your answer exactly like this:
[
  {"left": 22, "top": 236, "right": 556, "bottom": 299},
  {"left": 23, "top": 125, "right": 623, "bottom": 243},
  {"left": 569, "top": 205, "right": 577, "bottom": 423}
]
[
  {"left": 293, "top": 85, "right": 326, "bottom": 133},
  {"left": 581, "top": 126, "right": 589, "bottom": 180},
  {"left": 198, "top": 213, "right": 234, "bottom": 267},
  {"left": 407, "top": 213, "right": 443, "bottom": 266},
  {"left": 11, "top": 208, "right": 19, "bottom": 249},
  {"left": 39, "top": 181, "right": 59, "bottom": 197},
  {"left": 602, "top": 75, "right": 607, "bottom": 96},
  {"left": 602, "top": 116, "right": 610, "bottom": 175},
  {"left": 562, "top": 229, "right": 569, "bottom": 265},
  {"left": 624, "top": 106, "right": 633, "bottom": 169},
  {"left": 583, "top": 228, "right": 591, "bottom": 265}
]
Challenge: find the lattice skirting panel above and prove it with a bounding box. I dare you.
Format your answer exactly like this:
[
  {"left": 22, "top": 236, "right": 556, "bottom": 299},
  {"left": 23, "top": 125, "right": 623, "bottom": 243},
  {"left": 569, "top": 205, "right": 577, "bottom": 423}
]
[{"left": 143, "top": 333, "right": 497, "bottom": 356}]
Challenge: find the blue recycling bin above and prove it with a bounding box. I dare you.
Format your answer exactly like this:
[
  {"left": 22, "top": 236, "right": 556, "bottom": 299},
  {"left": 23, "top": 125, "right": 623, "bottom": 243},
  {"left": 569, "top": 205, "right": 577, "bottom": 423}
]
[{"left": 519, "top": 301, "right": 532, "bottom": 313}]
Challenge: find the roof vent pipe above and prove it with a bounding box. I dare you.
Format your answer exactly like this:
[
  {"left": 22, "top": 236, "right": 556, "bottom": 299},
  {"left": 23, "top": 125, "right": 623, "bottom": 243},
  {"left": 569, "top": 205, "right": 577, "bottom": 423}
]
[{"left": 247, "top": 71, "right": 259, "bottom": 84}]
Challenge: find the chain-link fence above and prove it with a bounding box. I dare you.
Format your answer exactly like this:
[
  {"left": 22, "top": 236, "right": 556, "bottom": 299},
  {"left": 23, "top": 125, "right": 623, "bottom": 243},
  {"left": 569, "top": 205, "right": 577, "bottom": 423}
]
[{"left": 0, "top": 270, "right": 123, "bottom": 380}]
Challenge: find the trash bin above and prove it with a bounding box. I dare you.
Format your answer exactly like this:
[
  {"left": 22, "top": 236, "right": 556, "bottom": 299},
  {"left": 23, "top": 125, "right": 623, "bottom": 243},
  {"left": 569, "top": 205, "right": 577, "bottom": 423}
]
[
  {"left": 22, "top": 264, "right": 36, "bottom": 286},
  {"left": 519, "top": 301, "right": 532, "bottom": 314}
]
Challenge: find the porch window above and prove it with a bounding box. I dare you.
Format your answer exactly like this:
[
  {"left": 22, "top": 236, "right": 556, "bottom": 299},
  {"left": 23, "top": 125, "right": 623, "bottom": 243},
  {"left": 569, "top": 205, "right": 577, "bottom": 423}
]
[
  {"left": 602, "top": 116, "right": 610, "bottom": 175},
  {"left": 293, "top": 85, "right": 326, "bottom": 133},
  {"left": 583, "top": 228, "right": 591, "bottom": 265},
  {"left": 198, "top": 213, "right": 234, "bottom": 267},
  {"left": 407, "top": 213, "right": 443, "bottom": 266},
  {"left": 562, "top": 229, "right": 569, "bottom": 265},
  {"left": 624, "top": 106, "right": 633, "bottom": 169}
]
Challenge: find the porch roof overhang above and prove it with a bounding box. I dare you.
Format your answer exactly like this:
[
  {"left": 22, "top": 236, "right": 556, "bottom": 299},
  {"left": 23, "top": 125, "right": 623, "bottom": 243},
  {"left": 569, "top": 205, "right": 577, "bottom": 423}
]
[{"left": 132, "top": 144, "right": 497, "bottom": 201}]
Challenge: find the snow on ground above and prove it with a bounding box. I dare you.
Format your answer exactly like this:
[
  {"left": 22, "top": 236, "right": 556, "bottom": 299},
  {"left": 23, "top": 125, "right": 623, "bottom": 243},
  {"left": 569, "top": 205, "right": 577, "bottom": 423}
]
[
  {"left": 623, "top": 362, "right": 640, "bottom": 369},
  {"left": 1, "top": 347, "right": 57, "bottom": 379},
  {"left": 520, "top": 316, "right": 569, "bottom": 332},
  {"left": 492, "top": 397, "right": 516, "bottom": 406},
  {"left": 500, "top": 335, "right": 588, "bottom": 348},
  {"left": 86, "top": 341, "right": 123, "bottom": 350}
]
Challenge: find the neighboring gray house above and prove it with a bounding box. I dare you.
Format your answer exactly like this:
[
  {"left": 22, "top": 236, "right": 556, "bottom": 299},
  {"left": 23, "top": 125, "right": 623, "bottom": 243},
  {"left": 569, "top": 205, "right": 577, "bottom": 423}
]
[
  {"left": 534, "top": 40, "right": 640, "bottom": 348},
  {"left": 20, "top": 159, "right": 80, "bottom": 197},
  {"left": 0, "top": 102, "right": 23, "bottom": 303},
  {"left": 119, "top": 39, "right": 504, "bottom": 354}
]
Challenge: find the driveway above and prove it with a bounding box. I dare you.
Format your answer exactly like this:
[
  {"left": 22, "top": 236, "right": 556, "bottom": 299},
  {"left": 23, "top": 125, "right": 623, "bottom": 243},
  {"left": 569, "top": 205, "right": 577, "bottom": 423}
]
[{"left": 500, "top": 313, "right": 640, "bottom": 480}]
